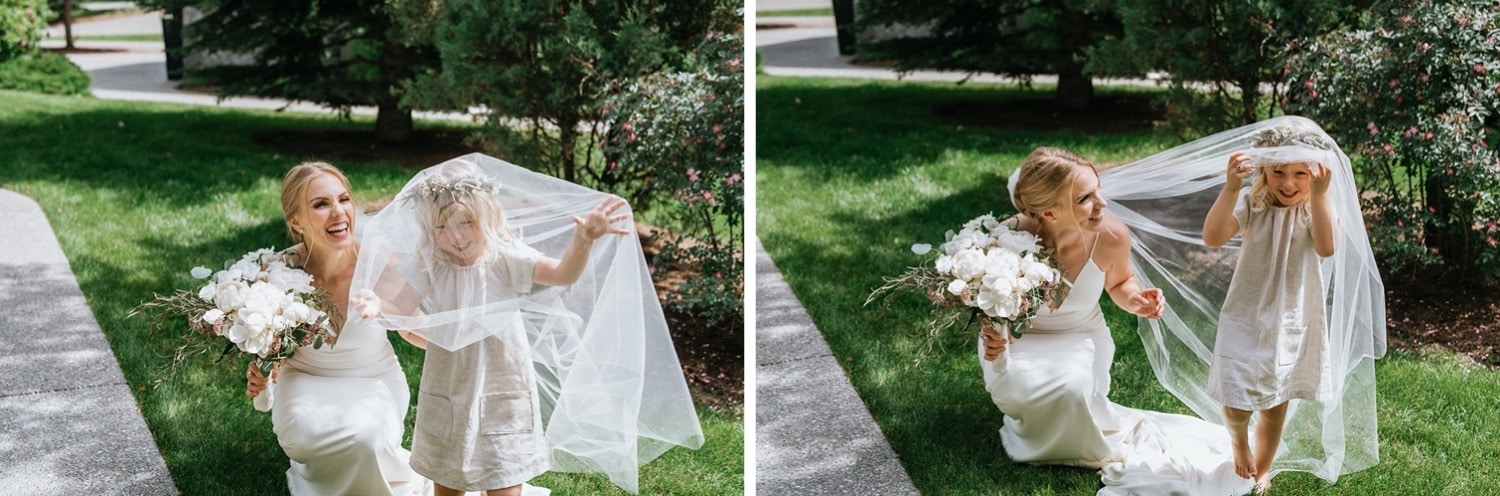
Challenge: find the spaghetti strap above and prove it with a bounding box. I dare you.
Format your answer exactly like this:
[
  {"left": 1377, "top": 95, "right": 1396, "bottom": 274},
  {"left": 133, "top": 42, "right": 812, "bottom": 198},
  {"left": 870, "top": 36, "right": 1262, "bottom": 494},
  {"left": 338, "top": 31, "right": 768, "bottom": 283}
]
[{"left": 1086, "top": 231, "right": 1101, "bottom": 260}]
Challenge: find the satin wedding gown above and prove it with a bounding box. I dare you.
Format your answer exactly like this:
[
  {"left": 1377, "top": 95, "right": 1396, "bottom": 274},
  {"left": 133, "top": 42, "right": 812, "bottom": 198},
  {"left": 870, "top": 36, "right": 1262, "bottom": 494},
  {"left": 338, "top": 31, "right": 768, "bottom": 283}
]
[
  {"left": 980, "top": 240, "right": 1254, "bottom": 496},
  {"left": 267, "top": 316, "right": 427, "bottom": 496}
]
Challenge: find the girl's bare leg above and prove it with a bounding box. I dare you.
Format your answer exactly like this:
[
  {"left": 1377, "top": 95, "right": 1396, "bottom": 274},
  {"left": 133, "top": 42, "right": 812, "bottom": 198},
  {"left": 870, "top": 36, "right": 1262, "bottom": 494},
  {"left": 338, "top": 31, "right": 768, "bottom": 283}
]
[
  {"left": 1222, "top": 405, "right": 1255, "bottom": 479},
  {"left": 485, "top": 484, "right": 522, "bottom": 496},
  {"left": 433, "top": 482, "right": 464, "bottom": 496},
  {"left": 1253, "top": 401, "right": 1291, "bottom": 491}
]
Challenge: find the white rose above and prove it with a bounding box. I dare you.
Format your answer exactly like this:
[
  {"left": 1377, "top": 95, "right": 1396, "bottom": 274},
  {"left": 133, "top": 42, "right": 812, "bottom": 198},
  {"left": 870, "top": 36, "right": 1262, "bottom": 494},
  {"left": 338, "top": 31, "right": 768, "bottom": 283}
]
[
  {"left": 934, "top": 255, "right": 953, "bottom": 274},
  {"left": 947, "top": 278, "right": 968, "bottom": 296},
  {"left": 950, "top": 250, "right": 986, "bottom": 281},
  {"left": 197, "top": 282, "right": 216, "bottom": 302},
  {"left": 214, "top": 281, "right": 247, "bottom": 311},
  {"left": 995, "top": 230, "right": 1041, "bottom": 254}
]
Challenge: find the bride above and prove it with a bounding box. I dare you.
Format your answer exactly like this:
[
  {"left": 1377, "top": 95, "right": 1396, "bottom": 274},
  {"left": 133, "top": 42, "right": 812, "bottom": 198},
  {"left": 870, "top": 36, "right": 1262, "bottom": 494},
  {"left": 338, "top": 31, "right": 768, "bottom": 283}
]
[{"left": 981, "top": 116, "right": 1384, "bottom": 494}]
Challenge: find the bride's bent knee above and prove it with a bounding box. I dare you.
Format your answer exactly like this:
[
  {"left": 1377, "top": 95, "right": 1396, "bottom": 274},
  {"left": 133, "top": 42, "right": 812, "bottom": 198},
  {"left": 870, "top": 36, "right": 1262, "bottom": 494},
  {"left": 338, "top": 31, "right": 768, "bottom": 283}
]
[{"left": 275, "top": 405, "right": 390, "bottom": 461}]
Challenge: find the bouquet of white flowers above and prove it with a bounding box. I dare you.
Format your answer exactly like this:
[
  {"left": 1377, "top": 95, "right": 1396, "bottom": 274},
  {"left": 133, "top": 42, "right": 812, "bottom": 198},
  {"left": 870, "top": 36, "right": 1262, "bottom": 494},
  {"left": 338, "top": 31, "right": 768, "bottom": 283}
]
[
  {"left": 869, "top": 214, "right": 1065, "bottom": 359},
  {"left": 136, "top": 248, "right": 340, "bottom": 388}
]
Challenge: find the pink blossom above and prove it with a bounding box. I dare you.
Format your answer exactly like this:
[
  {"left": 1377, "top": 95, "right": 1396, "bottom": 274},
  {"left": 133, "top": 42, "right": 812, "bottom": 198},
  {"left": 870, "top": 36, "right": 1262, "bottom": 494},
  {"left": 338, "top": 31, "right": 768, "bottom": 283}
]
[
  {"left": 705, "top": 31, "right": 717, "bottom": 41},
  {"left": 701, "top": 191, "right": 716, "bottom": 205},
  {"left": 686, "top": 168, "right": 700, "bottom": 183},
  {"left": 1423, "top": 131, "right": 1434, "bottom": 139},
  {"left": 1487, "top": 220, "right": 1497, "bottom": 231},
  {"left": 1419, "top": 42, "right": 1430, "bottom": 52},
  {"left": 725, "top": 172, "right": 741, "bottom": 186},
  {"left": 25, "top": 9, "right": 34, "bottom": 17},
  {"left": 1405, "top": 126, "right": 1418, "bottom": 138},
  {"left": 1309, "top": 90, "right": 1319, "bottom": 99},
  {"left": 608, "top": 160, "right": 617, "bottom": 170},
  {"left": 1383, "top": 143, "right": 1396, "bottom": 156},
  {"left": 1489, "top": 237, "right": 1498, "bottom": 248},
  {"left": 1459, "top": 15, "right": 1471, "bottom": 26},
  {"left": 1367, "top": 122, "right": 1379, "bottom": 136},
  {"left": 1401, "top": 14, "right": 1413, "bottom": 24},
  {"left": 1419, "top": 73, "right": 1430, "bottom": 83},
  {"left": 711, "top": 123, "right": 723, "bottom": 134},
  {"left": 622, "top": 122, "right": 633, "bottom": 131},
  {"left": 1447, "top": 167, "right": 1455, "bottom": 175},
  {"left": 1389, "top": 78, "right": 1400, "bottom": 88},
  {"left": 728, "top": 58, "right": 741, "bottom": 68},
  {"left": 1303, "top": 80, "right": 1315, "bottom": 89},
  {"left": 626, "top": 132, "right": 637, "bottom": 143},
  {"left": 1475, "top": 63, "right": 1487, "bottom": 75}
]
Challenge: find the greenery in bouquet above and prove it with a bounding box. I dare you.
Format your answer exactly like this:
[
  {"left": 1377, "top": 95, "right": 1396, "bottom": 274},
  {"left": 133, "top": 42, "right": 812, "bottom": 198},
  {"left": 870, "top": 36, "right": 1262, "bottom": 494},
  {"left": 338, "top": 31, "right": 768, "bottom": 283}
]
[
  {"left": 868, "top": 214, "right": 1067, "bottom": 361},
  {"left": 133, "top": 248, "right": 341, "bottom": 383}
]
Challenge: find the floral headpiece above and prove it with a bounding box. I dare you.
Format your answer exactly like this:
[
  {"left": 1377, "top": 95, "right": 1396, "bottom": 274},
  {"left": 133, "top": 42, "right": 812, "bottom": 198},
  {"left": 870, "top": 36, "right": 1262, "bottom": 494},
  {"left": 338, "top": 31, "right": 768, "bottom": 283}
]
[
  {"left": 399, "top": 174, "right": 503, "bottom": 206},
  {"left": 1254, "top": 125, "right": 1334, "bottom": 150}
]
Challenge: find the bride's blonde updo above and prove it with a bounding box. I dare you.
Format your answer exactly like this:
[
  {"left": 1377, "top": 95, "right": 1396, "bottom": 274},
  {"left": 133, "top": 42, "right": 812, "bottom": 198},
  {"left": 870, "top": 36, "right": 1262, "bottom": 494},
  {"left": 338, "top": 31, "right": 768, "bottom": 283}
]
[
  {"left": 1010, "top": 147, "right": 1098, "bottom": 221},
  {"left": 280, "top": 161, "right": 352, "bottom": 244}
]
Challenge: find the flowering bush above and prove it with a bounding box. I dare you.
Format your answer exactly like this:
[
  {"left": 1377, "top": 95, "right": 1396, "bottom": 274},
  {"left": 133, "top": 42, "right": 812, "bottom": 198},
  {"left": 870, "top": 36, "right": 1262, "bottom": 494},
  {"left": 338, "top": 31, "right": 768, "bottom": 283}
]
[
  {"left": 600, "top": 26, "right": 743, "bottom": 327},
  {"left": 0, "top": 0, "right": 50, "bottom": 61},
  {"left": 869, "top": 214, "right": 1064, "bottom": 360},
  {"left": 1285, "top": 0, "right": 1500, "bottom": 284},
  {"left": 135, "top": 248, "right": 340, "bottom": 395}
]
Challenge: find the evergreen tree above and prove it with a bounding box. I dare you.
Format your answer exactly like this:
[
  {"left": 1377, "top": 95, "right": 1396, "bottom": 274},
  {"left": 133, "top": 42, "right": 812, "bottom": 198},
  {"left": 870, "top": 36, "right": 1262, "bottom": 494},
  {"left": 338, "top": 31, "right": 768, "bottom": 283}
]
[
  {"left": 160, "top": 0, "right": 434, "bottom": 143},
  {"left": 852, "top": 0, "right": 1121, "bottom": 109}
]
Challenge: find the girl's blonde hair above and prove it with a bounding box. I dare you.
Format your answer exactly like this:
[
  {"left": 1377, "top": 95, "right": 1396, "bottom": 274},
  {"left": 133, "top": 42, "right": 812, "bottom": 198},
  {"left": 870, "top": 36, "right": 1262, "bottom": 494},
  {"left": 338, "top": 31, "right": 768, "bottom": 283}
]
[
  {"left": 411, "top": 160, "right": 516, "bottom": 266},
  {"left": 1011, "top": 147, "right": 1098, "bottom": 221},
  {"left": 281, "top": 161, "right": 352, "bottom": 244},
  {"left": 1247, "top": 126, "right": 1329, "bottom": 210}
]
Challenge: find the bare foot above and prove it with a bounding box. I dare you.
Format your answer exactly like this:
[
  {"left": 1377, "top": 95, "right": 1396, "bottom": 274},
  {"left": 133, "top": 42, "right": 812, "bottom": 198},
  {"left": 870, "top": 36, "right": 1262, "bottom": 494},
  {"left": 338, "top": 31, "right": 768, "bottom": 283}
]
[
  {"left": 1230, "top": 437, "right": 1254, "bottom": 479},
  {"left": 1253, "top": 471, "right": 1273, "bottom": 494}
]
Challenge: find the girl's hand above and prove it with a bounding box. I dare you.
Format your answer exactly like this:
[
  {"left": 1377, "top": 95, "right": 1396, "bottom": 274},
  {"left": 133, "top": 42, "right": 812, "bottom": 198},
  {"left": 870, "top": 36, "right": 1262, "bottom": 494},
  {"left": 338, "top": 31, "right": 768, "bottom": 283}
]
[
  {"left": 1226, "top": 151, "right": 1253, "bottom": 185},
  {"left": 246, "top": 362, "right": 279, "bottom": 398},
  {"left": 1311, "top": 162, "right": 1332, "bottom": 196},
  {"left": 980, "top": 327, "right": 1011, "bottom": 361},
  {"left": 575, "top": 197, "right": 631, "bottom": 241},
  {"left": 1129, "top": 288, "right": 1165, "bottom": 319},
  {"left": 352, "top": 289, "right": 381, "bottom": 319}
]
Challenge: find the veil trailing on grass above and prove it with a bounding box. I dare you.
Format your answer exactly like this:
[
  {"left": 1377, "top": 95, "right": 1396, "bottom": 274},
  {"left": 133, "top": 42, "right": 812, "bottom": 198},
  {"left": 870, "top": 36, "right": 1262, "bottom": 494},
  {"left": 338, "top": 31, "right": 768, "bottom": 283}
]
[
  {"left": 1096, "top": 115, "right": 1385, "bottom": 482},
  {"left": 351, "top": 153, "right": 703, "bottom": 493}
]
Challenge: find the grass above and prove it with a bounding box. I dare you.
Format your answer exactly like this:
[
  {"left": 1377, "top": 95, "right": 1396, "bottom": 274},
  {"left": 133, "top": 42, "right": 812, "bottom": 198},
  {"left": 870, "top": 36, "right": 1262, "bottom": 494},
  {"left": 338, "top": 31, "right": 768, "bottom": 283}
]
[
  {"left": 756, "top": 8, "right": 834, "bottom": 17},
  {"left": 0, "top": 90, "right": 742, "bottom": 495},
  {"left": 755, "top": 75, "right": 1500, "bottom": 495}
]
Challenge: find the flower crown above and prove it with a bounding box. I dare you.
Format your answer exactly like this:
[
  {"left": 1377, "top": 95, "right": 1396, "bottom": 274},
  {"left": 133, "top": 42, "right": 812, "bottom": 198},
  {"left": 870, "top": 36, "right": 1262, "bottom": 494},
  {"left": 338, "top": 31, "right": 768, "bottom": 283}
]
[
  {"left": 1254, "top": 125, "right": 1334, "bottom": 150},
  {"left": 399, "top": 174, "right": 503, "bottom": 206}
]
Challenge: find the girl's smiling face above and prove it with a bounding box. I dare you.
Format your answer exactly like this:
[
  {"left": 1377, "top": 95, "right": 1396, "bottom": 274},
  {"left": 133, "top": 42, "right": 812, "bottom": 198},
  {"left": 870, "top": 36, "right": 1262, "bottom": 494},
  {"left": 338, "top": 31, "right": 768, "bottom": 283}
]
[
  {"left": 435, "top": 209, "right": 485, "bottom": 266},
  {"left": 1264, "top": 162, "right": 1314, "bottom": 207}
]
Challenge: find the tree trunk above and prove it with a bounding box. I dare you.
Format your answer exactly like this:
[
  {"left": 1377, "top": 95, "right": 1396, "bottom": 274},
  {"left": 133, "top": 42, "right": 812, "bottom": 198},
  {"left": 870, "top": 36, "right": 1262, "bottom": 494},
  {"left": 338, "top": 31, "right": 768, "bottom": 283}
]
[
  {"left": 1425, "top": 175, "right": 1475, "bottom": 284},
  {"left": 559, "top": 117, "right": 579, "bottom": 183},
  {"left": 63, "top": 0, "right": 74, "bottom": 50},
  {"left": 1239, "top": 79, "right": 1260, "bottom": 124},
  {"left": 373, "top": 35, "right": 412, "bottom": 143},
  {"left": 1054, "top": 2, "right": 1093, "bottom": 110}
]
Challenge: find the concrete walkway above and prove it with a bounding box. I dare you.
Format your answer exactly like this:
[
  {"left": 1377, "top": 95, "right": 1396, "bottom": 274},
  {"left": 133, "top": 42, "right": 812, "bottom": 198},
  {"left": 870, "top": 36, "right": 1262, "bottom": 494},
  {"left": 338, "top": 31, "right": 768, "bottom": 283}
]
[
  {"left": 0, "top": 190, "right": 178, "bottom": 494},
  {"left": 755, "top": 239, "right": 918, "bottom": 495}
]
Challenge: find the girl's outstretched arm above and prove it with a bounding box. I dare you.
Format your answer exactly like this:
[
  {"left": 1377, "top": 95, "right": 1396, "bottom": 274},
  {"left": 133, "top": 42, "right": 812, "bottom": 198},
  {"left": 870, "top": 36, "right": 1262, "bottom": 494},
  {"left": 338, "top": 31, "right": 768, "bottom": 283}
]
[
  {"left": 1204, "top": 152, "right": 1251, "bottom": 248},
  {"left": 535, "top": 197, "right": 631, "bottom": 286},
  {"left": 1309, "top": 163, "right": 1337, "bottom": 257}
]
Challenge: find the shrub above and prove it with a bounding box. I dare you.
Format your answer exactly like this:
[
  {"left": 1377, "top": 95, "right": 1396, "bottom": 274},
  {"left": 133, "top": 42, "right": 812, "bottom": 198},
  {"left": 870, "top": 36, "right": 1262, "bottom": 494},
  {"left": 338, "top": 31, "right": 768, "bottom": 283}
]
[
  {"left": 601, "top": 27, "right": 744, "bottom": 327},
  {"left": 1, "top": 0, "right": 50, "bottom": 61},
  {"left": 0, "top": 50, "right": 90, "bottom": 95},
  {"left": 1286, "top": 0, "right": 1500, "bottom": 284}
]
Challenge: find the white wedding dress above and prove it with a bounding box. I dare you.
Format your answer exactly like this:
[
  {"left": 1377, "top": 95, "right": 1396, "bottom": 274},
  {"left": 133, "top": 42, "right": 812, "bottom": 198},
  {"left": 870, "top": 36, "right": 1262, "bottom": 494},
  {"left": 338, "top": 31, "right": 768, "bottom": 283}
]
[
  {"left": 267, "top": 316, "right": 428, "bottom": 496},
  {"left": 980, "top": 242, "right": 1254, "bottom": 496}
]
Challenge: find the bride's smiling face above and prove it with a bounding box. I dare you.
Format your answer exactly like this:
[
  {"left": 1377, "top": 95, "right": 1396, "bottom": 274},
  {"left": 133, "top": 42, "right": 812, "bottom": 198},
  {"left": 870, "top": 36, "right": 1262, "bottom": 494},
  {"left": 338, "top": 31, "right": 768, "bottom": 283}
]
[
  {"left": 293, "top": 173, "right": 356, "bottom": 250},
  {"left": 1049, "top": 171, "right": 1107, "bottom": 232}
]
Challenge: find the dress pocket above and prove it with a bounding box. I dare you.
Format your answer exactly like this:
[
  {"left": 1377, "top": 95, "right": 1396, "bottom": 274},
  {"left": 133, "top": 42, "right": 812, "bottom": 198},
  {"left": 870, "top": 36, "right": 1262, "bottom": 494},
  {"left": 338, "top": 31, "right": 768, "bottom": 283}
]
[
  {"left": 1277, "top": 325, "right": 1307, "bottom": 368},
  {"left": 415, "top": 392, "right": 453, "bottom": 440},
  {"left": 479, "top": 391, "right": 534, "bottom": 435}
]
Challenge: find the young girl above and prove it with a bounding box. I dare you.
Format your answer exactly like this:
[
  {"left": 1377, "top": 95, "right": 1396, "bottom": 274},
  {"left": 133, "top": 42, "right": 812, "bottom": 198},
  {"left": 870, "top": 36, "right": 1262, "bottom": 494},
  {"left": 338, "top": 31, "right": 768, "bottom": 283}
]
[
  {"left": 1202, "top": 129, "right": 1338, "bottom": 491},
  {"left": 361, "top": 160, "right": 629, "bottom": 496}
]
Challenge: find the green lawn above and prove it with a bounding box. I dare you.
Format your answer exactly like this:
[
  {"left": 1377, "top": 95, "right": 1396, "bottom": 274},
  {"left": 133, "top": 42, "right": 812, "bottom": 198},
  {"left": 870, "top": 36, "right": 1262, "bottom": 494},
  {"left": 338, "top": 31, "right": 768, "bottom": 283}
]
[
  {"left": 0, "top": 90, "right": 742, "bottom": 495},
  {"left": 755, "top": 75, "right": 1497, "bottom": 495}
]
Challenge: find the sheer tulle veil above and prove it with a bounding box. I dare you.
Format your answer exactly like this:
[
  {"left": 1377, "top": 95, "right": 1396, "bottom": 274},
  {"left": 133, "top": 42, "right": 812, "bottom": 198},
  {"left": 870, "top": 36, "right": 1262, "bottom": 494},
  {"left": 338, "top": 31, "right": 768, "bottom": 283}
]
[
  {"left": 1013, "top": 115, "right": 1386, "bottom": 482},
  {"left": 350, "top": 153, "right": 703, "bottom": 493}
]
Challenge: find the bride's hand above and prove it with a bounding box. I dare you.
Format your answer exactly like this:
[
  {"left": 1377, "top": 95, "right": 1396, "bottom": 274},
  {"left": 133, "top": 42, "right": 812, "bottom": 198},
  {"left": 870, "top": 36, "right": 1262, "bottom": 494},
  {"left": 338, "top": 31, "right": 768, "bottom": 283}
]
[
  {"left": 1130, "top": 288, "right": 1165, "bottom": 319},
  {"left": 981, "top": 328, "right": 1010, "bottom": 360},
  {"left": 246, "top": 362, "right": 279, "bottom": 398}
]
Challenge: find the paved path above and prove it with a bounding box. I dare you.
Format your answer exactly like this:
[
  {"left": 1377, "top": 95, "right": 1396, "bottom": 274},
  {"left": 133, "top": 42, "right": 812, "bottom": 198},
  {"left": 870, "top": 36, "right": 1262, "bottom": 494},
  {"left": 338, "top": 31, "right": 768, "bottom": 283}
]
[
  {"left": 0, "top": 190, "right": 178, "bottom": 494},
  {"left": 755, "top": 239, "right": 919, "bottom": 495}
]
